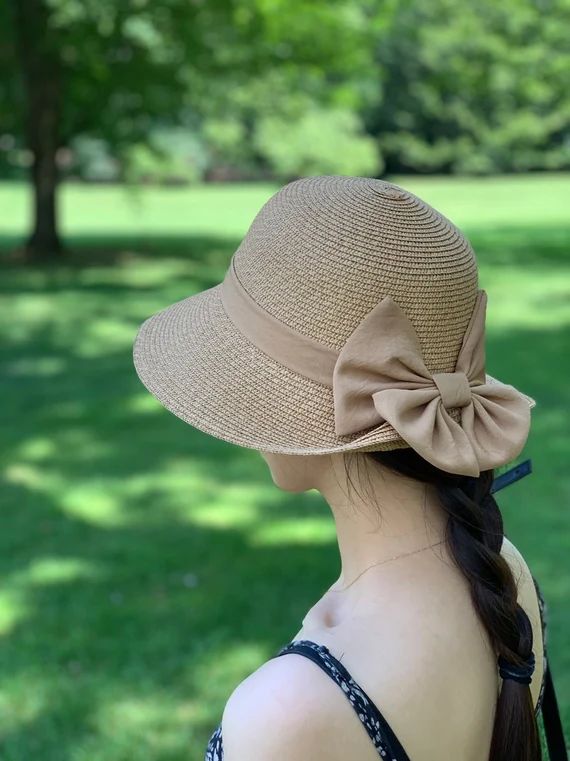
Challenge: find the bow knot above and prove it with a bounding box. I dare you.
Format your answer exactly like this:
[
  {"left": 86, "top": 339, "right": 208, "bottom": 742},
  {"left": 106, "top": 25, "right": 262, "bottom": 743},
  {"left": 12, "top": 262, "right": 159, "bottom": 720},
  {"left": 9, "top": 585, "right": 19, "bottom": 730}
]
[
  {"left": 332, "top": 290, "right": 531, "bottom": 477},
  {"left": 432, "top": 371, "right": 472, "bottom": 410}
]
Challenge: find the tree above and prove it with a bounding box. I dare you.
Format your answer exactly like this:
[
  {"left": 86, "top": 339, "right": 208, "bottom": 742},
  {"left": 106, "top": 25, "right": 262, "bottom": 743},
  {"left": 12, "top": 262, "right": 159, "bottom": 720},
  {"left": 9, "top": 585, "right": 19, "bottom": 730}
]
[
  {"left": 3, "top": 0, "right": 235, "bottom": 261},
  {"left": 365, "top": 0, "right": 570, "bottom": 175},
  {"left": 0, "top": 0, "right": 382, "bottom": 262},
  {"left": 12, "top": 0, "right": 63, "bottom": 258}
]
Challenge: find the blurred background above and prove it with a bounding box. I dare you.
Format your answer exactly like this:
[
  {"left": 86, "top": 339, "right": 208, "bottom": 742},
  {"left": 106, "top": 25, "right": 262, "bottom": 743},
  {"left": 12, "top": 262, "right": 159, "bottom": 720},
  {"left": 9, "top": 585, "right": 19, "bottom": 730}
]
[{"left": 0, "top": 0, "right": 568, "bottom": 759}]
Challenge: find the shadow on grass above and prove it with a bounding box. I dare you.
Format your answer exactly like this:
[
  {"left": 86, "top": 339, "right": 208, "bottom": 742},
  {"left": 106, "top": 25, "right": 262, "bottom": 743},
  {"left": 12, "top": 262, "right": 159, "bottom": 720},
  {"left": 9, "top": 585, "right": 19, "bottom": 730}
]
[
  {"left": 0, "top": 226, "right": 568, "bottom": 759},
  {"left": 0, "top": 479, "right": 335, "bottom": 760},
  {"left": 465, "top": 223, "right": 570, "bottom": 268},
  {"left": 0, "top": 219, "right": 569, "bottom": 270}
]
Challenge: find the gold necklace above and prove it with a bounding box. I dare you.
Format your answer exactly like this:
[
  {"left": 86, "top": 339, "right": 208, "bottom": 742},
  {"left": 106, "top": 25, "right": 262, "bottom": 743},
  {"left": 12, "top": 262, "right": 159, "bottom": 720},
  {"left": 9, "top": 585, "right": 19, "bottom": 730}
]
[{"left": 330, "top": 539, "right": 446, "bottom": 594}]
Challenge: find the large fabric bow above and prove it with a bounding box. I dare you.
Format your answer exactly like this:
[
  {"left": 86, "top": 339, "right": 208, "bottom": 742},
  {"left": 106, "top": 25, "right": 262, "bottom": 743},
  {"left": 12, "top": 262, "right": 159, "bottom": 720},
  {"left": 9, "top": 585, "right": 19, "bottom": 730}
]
[{"left": 332, "top": 290, "right": 531, "bottom": 477}]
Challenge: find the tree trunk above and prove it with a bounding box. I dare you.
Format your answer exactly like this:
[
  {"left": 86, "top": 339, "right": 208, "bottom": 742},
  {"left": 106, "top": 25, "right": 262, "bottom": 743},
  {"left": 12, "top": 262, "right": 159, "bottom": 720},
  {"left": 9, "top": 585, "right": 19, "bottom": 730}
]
[
  {"left": 12, "top": 0, "right": 63, "bottom": 262},
  {"left": 27, "top": 78, "right": 62, "bottom": 261}
]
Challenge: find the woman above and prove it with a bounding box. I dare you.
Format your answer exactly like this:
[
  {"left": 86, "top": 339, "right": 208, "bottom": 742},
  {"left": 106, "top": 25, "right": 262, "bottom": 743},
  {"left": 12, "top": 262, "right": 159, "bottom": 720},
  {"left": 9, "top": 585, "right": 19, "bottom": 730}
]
[{"left": 133, "top": 176, "right": 547, "bottom": 761}]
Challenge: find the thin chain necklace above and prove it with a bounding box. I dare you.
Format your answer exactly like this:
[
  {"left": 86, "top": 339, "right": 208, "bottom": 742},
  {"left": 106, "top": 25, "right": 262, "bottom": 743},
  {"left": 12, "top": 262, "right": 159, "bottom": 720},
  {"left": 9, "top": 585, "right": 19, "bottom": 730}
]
[{"left": 330, "top": 539, "right": 446, "bottom": 594}]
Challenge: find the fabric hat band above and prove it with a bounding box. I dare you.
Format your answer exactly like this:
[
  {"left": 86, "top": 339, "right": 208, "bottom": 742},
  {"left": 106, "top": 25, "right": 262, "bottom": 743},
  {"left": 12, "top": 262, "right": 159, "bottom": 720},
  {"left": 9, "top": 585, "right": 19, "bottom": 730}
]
[
  {"left": 220, "top": 256, "right": 531, "bottom": 477},
  {"left": 221, "top": 256, "right": 337, "bottom": 386}
]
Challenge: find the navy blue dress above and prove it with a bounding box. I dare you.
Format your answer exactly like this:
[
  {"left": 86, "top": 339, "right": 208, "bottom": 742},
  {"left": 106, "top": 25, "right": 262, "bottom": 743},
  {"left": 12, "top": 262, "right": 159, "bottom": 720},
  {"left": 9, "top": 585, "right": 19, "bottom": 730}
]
[{"left": 204, "top": 576, "right": 548, "bottom": 760}]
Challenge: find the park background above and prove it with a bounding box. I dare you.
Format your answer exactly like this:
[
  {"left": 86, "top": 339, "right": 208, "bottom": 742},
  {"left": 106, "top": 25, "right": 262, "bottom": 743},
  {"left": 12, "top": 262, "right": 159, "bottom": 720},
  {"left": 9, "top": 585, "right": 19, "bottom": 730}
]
[{"left": 0, "top": 0, "right": 569, "bottom": 759}]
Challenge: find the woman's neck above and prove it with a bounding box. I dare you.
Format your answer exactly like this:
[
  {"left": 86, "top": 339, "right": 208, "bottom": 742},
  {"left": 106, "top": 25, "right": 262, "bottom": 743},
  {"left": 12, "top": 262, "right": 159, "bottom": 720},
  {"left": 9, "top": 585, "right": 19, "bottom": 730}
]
[{"left": 315, "top": 454, "right": 448, "bottom": 590}]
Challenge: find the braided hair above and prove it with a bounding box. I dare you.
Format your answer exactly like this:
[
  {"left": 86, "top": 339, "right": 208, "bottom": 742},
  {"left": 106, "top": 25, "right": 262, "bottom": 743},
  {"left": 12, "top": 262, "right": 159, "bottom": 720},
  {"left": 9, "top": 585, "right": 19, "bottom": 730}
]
[{"left": 344, "top": 447, "right": 542, "bottom": 761}]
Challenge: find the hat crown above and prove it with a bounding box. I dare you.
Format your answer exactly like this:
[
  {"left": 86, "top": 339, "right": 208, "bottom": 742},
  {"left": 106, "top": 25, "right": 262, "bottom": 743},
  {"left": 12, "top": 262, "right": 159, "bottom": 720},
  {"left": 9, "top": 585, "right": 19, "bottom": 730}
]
[{"left": 233, "top": 175, "right": 479, "bottom": 375}]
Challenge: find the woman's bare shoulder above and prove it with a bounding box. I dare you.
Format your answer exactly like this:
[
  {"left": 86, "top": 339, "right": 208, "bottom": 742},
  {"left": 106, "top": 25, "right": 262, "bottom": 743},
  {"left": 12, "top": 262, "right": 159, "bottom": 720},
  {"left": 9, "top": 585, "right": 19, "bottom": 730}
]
[
  {"left": 499, "top": 536, "right": 545, "bottom": 707},
  {"left": 500, "top": 535, "right": 541, "bottom": 616},
  {"left": 219, "top": 650, "right": 360, "bottom": 761}
]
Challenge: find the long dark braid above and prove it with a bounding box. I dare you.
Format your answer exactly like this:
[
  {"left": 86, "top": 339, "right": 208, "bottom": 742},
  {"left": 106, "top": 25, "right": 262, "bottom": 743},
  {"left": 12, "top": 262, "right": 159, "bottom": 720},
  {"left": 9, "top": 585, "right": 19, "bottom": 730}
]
[{"left": 344, "top": 447, "right": 541, "bottom": 761}]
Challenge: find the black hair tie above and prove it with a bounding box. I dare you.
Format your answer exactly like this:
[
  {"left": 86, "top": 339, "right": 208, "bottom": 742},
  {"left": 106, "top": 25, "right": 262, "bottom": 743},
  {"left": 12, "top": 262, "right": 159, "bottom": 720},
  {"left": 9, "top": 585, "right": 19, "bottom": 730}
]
[{"left": 498, "top": 651, "right": 536, "bottom": 685}]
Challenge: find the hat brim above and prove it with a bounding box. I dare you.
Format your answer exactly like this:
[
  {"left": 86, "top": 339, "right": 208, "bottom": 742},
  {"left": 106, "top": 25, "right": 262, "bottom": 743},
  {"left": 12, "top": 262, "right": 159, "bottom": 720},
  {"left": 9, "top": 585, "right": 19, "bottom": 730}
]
[{"left": 133, "top": 284, "right": 536, "bottom": 456}]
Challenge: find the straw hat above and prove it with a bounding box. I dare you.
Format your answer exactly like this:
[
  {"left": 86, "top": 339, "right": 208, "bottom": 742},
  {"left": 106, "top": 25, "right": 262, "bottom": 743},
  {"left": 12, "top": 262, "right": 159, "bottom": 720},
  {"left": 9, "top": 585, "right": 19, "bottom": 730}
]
[{"left": 133, "top": 175, "right": 536, "bottom": 477}]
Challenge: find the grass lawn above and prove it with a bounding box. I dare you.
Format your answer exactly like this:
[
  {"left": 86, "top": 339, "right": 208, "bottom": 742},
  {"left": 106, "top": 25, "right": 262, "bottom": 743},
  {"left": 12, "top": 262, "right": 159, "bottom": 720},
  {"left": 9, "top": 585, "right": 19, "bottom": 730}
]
[{"left": 1, "top": 174, "right": 569, "bottom": 760}]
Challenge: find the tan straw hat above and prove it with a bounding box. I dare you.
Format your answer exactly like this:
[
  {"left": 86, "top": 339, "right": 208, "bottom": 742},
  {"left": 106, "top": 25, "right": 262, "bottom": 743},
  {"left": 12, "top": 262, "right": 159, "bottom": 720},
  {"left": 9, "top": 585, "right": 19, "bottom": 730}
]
[{"left": 133, "top": 175, "right": 536, "bottom": 477}]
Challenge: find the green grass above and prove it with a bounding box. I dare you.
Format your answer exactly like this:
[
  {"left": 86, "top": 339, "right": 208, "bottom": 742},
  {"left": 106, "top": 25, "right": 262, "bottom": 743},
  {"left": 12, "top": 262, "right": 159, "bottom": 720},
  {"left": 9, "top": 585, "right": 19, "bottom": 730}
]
[{"left": 1, "top": 175, "right": 569, "bottom": 760}]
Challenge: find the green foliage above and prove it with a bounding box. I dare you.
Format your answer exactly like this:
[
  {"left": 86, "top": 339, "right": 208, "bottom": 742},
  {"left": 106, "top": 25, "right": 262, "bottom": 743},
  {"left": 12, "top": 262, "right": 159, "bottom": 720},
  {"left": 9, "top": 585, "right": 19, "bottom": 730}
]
[
  {"left": 0, "top": 0, "right": 382, "bottom": 176},
  {"left": 254, "top": 107, "right": 381, "bottom": 179},
  {"left": 368, "top": 0, "right": 570, "bottom": 173},
  {"left": 1, "top": 0, "right": 569, "bottom": 183},
  {"left": 69, "top": 137, "right": 118, "bottom": 182},
  {"left": 123, "top": 129, "right": 206, "bottom": 185}
]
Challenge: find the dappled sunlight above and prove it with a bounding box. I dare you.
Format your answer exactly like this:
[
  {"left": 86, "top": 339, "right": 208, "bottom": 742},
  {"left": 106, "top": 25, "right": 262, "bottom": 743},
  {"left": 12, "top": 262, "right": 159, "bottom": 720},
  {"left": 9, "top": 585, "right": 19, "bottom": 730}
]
[
  {"left": 191, "top": 639, "right": 272, "bottom": 699},
  {"left": 125, "top": 393, "right": 164, "bottom": 416},
  {"left": 93, "top": 693, "right": 202, "bottom": 756},
  {"left": 0, "top": 588, "right": 32, "bottom": 636},
  {"left": 78, "top": 318, "right": 140, "bottom": 356},
  {"left": 249, "top": 515, "right": 336, "bottom": 546},
  {"left": 4, "top": 463, "right": 46, "bottom": 491},
  {"left": 59, "top": 485, "right": 123, "bottom": 526},
  {"left": 6, "top": 356, "right": 67, "bottom": 378},
  {"left": 76, "top": 258, "right": 203, "bottom": 290},
  {"left": 10, "top": 557, "right": 104, "bottom": 587},
  {"left": 0, "top": 676, "right": 47, "bottom": 736},
  {"left": 8, "top": 437, "right": 56, "bottom": 463},
  {"left": 189, "top": 490, "right": 270, "bottom": 529}
]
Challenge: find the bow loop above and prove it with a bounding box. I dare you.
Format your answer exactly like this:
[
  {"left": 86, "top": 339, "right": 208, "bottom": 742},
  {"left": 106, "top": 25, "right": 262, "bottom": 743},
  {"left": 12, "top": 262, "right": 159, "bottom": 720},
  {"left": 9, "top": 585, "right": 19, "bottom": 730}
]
[{"left": 333, "top": 291, "right": 531, "bottom": 477}]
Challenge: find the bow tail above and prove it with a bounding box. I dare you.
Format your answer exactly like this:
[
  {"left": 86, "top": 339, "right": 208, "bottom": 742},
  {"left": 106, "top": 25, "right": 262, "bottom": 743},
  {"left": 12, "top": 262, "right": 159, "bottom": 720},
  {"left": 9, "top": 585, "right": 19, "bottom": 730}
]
[{"left": 371, "top": 387, "right": 482, "bottom": 476}]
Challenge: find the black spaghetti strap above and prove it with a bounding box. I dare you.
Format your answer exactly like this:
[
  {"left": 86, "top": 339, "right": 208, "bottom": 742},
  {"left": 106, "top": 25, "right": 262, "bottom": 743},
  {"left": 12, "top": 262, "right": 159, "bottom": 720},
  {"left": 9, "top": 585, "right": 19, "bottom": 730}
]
[
  {"left": 532, "top": 573, "right": 568, "bottom": 760},
  {"left": 273, "top": 639, "right": 412, "bottom": 761},
  {"left": 541, "top": 659, "right": 568, "bottom": 761}
]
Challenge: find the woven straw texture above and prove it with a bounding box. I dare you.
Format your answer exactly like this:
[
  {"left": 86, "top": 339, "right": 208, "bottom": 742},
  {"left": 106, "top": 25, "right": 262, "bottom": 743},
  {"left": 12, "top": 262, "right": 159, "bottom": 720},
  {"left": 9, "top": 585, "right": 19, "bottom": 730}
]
[{"left": 133, "top": 176, "right": 535, "bottom": 456}]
